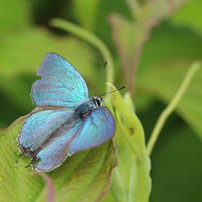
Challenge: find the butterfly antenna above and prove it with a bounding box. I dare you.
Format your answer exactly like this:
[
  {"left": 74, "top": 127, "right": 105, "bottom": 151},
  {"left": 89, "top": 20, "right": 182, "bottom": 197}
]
[
  {"left": 15, "top": 154, "right": 23, "bottom": 165},
  {"left": 95, "top": 61, "right": 107, "bottom": 96},
  {"left": 98, "top": 85, "right": 127, "bottom": 97}
]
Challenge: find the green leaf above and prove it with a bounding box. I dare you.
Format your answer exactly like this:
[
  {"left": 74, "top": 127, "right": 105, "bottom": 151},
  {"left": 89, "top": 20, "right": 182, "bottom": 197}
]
[
  {"left": 108, "top": 83, "right": 146, "bottom": 152},
  {"left": 0, "top": 0, "right": 31, "bottom": 35},
  {"left": 110, "top": 166, "right": 127, "bottom": 202},
  {"left": 0, "top": 117, "right": 117, "bottom": 202},
  {"left": 138, "top": 60, "right": 202, "bottom": 141},
  {"left": 123, "top": 92, "right": 135, "bottom": 112},
  {"left": 0, "top": 28, "right": 96, "bottom": 81},
  {"left": 150, "top": 126, "right": 202, "bottom": 202},
  {"left": 170, "top": 0, "right": 202, "bottom": 36},
  {"left": 136, "top": 22, "right": 202, "bottom": 141},
  {"left": 138, "top": 22, "right": 202, "bottom": 72},
  {"left": 72, "top": 0, "right": 101, "bottom": 31},
  {"left": 106, "top": 83, "right": 151, "bottom": 202}
]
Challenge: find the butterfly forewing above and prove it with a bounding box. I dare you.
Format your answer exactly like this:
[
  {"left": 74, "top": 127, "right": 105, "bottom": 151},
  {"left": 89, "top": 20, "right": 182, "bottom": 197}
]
[{"left": 31, "top": 53, "right": 89, "bottom": 107}]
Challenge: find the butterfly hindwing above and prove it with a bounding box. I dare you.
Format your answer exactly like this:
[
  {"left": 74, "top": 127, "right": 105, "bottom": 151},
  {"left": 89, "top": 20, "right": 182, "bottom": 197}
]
[
  {"left": 69, "top": 106, "right": 115, "bottom": 154},
  {"left": 34, "top": 122, "right": 82, "bottom": 171},
  {"left": 31, "top": 53, "right": 89, "bottom": 107},
  {"left": 18, "top": 108, "right": 74, "bottom": 153}
]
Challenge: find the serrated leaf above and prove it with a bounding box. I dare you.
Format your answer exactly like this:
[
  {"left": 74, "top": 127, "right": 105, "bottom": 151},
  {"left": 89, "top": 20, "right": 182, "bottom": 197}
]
[{"left": 0, "top": 117, "right": 117, "bottom": 202}]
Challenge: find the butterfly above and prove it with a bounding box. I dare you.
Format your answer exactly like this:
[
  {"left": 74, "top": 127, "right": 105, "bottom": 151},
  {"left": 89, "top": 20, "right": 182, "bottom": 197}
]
[{"left": 16, "top": 53, "right": 116, "bottom": 172}]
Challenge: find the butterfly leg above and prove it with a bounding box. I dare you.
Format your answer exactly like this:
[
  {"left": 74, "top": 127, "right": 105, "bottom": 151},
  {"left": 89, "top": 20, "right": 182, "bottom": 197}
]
[
  {"left": 15, "top": 154, "right": 23, "bottom": 165},
  {"left": 25, "top": 164, "right": 31, "bottom": 168},
  {"left": 25, "top": 156, "right": 38, "bottom": 169}
]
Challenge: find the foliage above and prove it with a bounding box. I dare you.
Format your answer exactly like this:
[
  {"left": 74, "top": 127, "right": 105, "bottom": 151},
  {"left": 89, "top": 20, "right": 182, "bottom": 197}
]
[
  {"left": 0, "top": 116, "right": 117, "bottom": 202},
  {"left": 0, "top": 0, "right": 202, "bottom": 201}
]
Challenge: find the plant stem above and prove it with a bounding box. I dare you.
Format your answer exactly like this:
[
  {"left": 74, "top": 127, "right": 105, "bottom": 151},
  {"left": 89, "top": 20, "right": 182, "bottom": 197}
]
[
  {"left": 49, "top": 18, "right": 114, "bottom": 92},
  {"left": 125, "top": 0, "right": 141, "bottom": 21},
  {"left": 147, "top": 62, "right": 201, "bottom": 156}
]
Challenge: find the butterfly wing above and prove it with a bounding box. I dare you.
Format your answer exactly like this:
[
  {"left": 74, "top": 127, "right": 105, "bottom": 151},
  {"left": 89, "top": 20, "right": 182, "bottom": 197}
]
[
  {"left": 18, "top": 53, "right": 115, "bottom": 171},
  {"left": 31, "top": 106, "right": 115, "bottom": 171},
  {"left": 31, "top": 53, "right": 89, "bottom": 107},
  {"left": 18, "top": 108, "right": 74, "bottom": 153},
  {"left": 34, "top": 122, "right": 82, "bottom": 171},
  {"left": 69, "top": 106, "right": 115, "bottom": 154}
]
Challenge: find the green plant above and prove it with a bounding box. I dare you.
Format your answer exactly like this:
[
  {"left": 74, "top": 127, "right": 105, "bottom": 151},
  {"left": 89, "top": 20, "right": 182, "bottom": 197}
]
[{"left": 0, "top": 0, "right": 202, "bottom": 201}]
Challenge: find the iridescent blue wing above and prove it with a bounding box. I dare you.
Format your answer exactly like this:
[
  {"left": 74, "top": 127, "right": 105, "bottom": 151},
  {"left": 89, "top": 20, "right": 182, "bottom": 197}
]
[
  {"left": 18, "top": 108, "right": 74, "bottom": 153},
  {"left": 34, "top": 122, "right": 82, "bottom": 171},
  {"left": 31, "top": 53, "right": 89, "bottom": 107},
  {"left": 32, "top": 107, "right": 115, "bottom": 171},
  {"left": 69, "top": 107, "right": 115, "bottom": 154}
]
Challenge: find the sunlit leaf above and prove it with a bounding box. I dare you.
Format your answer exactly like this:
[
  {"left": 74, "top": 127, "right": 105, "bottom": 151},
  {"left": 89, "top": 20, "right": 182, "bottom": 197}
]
[{"left": 0, "top": 117, "right": 117, "bottom": 202}]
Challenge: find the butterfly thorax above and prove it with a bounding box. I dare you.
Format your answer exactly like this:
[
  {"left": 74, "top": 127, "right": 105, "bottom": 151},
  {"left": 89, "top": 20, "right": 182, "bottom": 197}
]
[{"left": 73, "top": 96, "right": 103, "bottom": 120}]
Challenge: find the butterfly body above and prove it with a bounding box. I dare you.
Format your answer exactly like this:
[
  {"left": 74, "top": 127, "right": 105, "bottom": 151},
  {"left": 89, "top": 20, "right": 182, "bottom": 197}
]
[
  {"left": 74, "top": 96, "right": 103, "bottom": 120},
  {"left": 17, "top": 53, "right": 115, "bottom": 172}
]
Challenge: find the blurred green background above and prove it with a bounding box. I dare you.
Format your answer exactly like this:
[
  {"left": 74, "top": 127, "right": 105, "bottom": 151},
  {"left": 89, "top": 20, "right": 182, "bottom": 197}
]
[{"left": 1, "top": 0, "right": 202, "bottom": 201}]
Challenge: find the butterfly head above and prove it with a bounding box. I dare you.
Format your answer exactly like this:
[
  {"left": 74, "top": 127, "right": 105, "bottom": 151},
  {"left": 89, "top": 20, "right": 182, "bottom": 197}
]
[{"left": 91, "top": 96, "right": 103, "bottom": 107}]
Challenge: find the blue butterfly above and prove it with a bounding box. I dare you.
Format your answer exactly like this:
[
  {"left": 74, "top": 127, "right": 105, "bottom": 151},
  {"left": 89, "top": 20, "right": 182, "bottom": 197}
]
[{"left": 16, "top": 53, "right": 115, "bottom": 172}]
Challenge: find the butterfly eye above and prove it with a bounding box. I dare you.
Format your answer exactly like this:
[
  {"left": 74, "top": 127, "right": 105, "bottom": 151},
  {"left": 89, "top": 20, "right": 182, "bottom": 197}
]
[
  {"left": 93, "top": 97, "right": 102, "bottom": 107},
  {"left": 97, "top": 100, "right": 101, "bottom": 106},
  {"left": 97, "top": 98, "right": 103, "bottom": 107}
]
